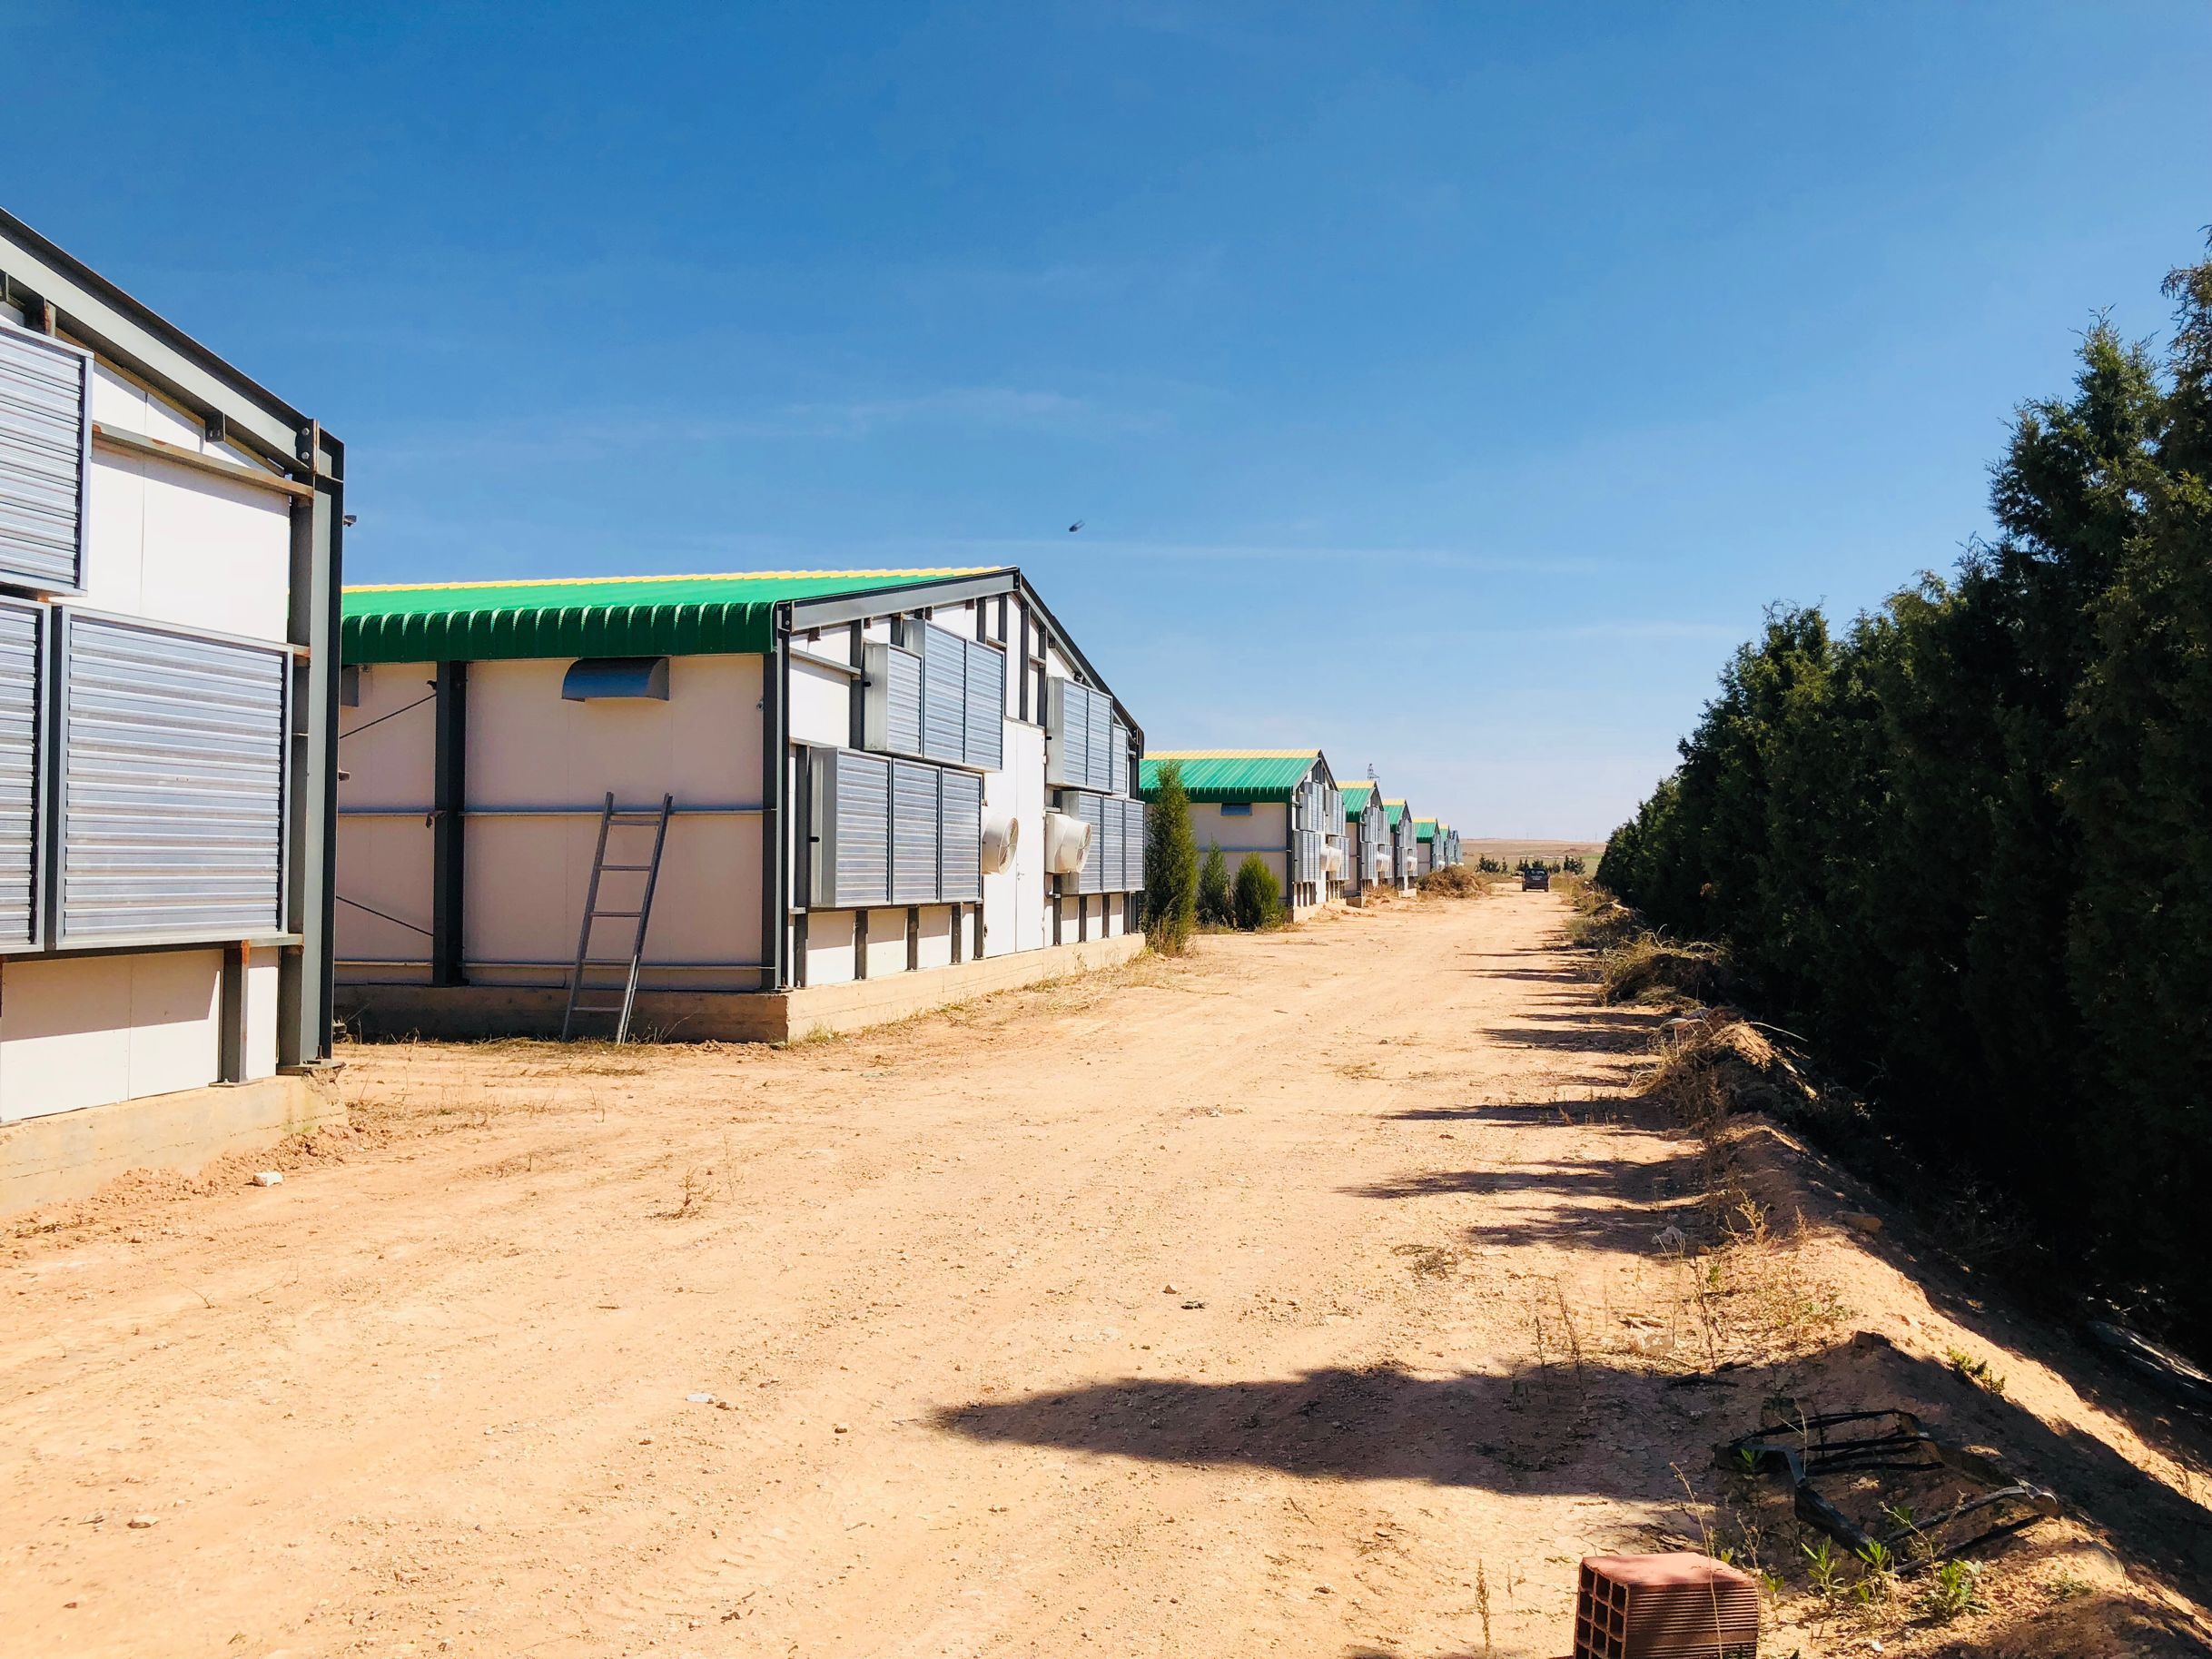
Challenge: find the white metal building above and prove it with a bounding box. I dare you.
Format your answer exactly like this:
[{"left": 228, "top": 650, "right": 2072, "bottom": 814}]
[
  {"left": 1338, "top": 780, "right": 1390, "bottom": 901},
  {"left": 334, "top": 568, "right": 1145, "bottom": 1041},
  {"left": 0, "top": 209, "right": 342, "bottom": 1210},
  {"left": 1139, "top": 750, "right": 1340, "bottom": 921},
  {"left": 1382, "top": 799, "right": 1418, "bottom": 891}
]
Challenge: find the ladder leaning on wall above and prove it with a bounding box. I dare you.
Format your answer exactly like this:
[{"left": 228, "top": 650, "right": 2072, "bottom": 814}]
[{"left": 560, "top": 793, "right": 675, "bottom": 1043}]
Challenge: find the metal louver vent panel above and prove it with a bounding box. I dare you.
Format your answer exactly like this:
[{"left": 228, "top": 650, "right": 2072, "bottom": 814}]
[
  {"left": 940, "top": 770, "right": 983, "bottom": 902},
  {"left": 1108, "top": 720, "right": 1129, "bottom": 795},
  {"left": 1096, "top": 794, "right": 1121, "bottom": 895},
  {"left": 1047, "top": 678, "right": 1088, "bottom": 787},
  {"left": 57, "top": 614, "right": 286, "bottom": 943},
  {"left": 1073, "top": 792, "right": 1106, "bottom": 894},
  {"left": 963, "top": 641, "right": 1004, "bottom": 771},
  {"left": 922, "top": 625, "right": 966, "bottom": 764},
  {"left": 1122, "top": 798, "right": 1146, "bottom": 892},
  {"left": 0, "top": 322, "right": 92, "bottom": 594},
  {"left": 0, "top": 598, "right": 43, "bottom": 949},
  {"left": 862, "top": 641, "right": 923, "bottom": 755},
  {"left": 892, "top": 760, "right": 942, "bottom": 904},
  {"left": 819, "top": 749, "right": 891, "bottom": 909},
  {"left": 1085, "top": 697, "right": 1112, "bottom": 792}
]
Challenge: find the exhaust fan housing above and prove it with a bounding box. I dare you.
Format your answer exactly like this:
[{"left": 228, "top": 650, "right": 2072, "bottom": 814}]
[
  {"left": 1043, "top": 810, "right": 1092, "bottom": 875},
  {"left": 981, "top": 810, "right": 1019, "bottom": 874}
]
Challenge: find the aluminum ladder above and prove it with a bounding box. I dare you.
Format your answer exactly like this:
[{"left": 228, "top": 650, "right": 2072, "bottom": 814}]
[{"left": 559, "top": 793, "right": 674, "bottom": 1042}]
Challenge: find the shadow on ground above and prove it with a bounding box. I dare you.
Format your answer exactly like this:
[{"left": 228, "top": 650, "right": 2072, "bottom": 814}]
[{"left": 933, "top": 1338, "right": 2212, "bottom": 1613}]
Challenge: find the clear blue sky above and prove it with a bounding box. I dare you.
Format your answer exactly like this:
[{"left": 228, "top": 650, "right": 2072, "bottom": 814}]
[{"left": 8, "top": 4, "right": 2208, "bottom": 837}]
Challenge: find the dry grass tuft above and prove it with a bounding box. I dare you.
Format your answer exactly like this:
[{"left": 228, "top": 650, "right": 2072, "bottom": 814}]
[
  {"left": 1601, "top": 933, "right": 1735, "bottom": 1005},
  {"left": 1642, "top": 1012, "right": 1816, "bottom": 1127},
  {"left": 1562, "top": 888, "right": 1638, "bottom": 951}
]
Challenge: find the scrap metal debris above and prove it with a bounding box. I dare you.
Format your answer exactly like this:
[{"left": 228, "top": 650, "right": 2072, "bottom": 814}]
[{"left": 1717, "top": 1408, "right": 2058, "bottom": 1572}]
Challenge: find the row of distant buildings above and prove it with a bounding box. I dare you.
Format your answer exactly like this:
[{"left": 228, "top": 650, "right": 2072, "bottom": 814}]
[
  {"left": 1141, "top": 750, "right": 1459, "bottom": 920},
  {"left": 0, "top": 210, "right": 1466, "bottom": 1213}
]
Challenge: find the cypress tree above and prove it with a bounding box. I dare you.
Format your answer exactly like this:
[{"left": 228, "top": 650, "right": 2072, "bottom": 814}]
[{"left": 1142, "top": 761, "right": 1199, "bottom": 955}]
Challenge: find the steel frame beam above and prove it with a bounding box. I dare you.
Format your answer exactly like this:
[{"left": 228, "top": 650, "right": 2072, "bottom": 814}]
[{"left": 2, "top": 210, "right": 341, "bottom": 1071}]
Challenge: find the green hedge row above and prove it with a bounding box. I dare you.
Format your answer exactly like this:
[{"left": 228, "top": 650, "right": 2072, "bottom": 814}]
[{"left": 1598, "top": 242, "right": 2212, "bottom": 1340}]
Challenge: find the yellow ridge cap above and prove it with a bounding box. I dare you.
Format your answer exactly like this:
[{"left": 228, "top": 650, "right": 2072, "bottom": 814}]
[{"left": 347, "top": 567, "right": 995, "bottom": 595}]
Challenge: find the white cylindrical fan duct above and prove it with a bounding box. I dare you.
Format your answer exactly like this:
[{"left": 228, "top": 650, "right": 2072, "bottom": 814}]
[
  {"left": 1043, "top": 810, "right": 1092, "bottom": 875},
  {"left": 981, "top": 810, "right": 1020, "bottom": 874}
]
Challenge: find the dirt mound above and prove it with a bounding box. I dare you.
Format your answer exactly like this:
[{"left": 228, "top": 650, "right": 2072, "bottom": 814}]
[
  {"left": 1417, "top": 863, "right": 1486, "bottom": 897},
  {"left": 1602, "top": 933, "right": 1734, "bottom": 1004},
  {"left": 1642, "top": 1008, "right": 1817, "bottom": 1124}
]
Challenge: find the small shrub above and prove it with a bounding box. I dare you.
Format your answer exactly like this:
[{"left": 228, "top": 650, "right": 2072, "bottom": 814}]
[
  {"left": 1945, "top": 1346, "right": 2009, "bottom": 1397},
  {"left": 1916, "top": 1558, "right": 1989, "bottom": 1624},
  {"left": 1802, "top": 1536, "right": 1846, "bottom": 1601},
  {"left": 1231, "top": 854, "right": 1286, "bottom": 930},
  {"left": 1196, "top": 840, "right": 1232, "bottom": 927}
]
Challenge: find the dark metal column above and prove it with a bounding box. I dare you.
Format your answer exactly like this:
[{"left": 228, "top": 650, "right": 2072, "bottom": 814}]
[
  {"left": 759, "top": 613, "right": 791, "bottom": 991},
  {"left": 430, "top": 660, "right": 467, "bottom": 986}
]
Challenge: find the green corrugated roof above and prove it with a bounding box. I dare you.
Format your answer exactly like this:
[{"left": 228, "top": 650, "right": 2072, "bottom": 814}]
[
  {"left": 1382, "top": 799, "right": 1407, "bottom": 827},
  {"left": 1139, "top": 750, "right": 1318, "bottom": 804},
  {"left": 341, "top": 568, "right": 993, "bottom": 665},
  {"left": 1340, "top": 782, "right": 1378, "bottom": 816},
  {"left": 1415, "top": 817, "right": 1438, "bottom": 841}
]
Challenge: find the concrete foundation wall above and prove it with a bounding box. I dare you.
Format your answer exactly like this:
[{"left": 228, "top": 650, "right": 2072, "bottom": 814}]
[
  {"left": 0, "top": 1073, "right": 340, "bottom": 1216},
  {"left": 340, "top": 930, "right": 1147, "bottom": 1045}
]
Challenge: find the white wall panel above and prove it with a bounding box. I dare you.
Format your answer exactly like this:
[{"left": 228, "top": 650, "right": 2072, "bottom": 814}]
[
  {"left": 459, "top": 654, "right": 766, "bottom": 977},
  {"left": 787, "top": 656, "right": 850, "bottom": 748},
  {"left": 916, "top": 905, "right": 953, "bottom": 970},
  {"left": 334, "top": 817, "right": 434, "bottom": 970},
  {"left": 468, "top": 655, "right": 765, "bottom": 809},
  {"left": 336, "top": 660, "right": 436, "bottom": 809},
  {"left": 245, "top": 948, "right": 280, "bottom": 1081},
  {"left": 136, "top": 468, "right": 291, "bottom": 643},
  {"left": 464, "top": 814, "right": 761, "bottom": 983},
  {"left": 805, "top": 913, "right": 856, "bottom": 985},
  {"left": 983, "top": 720, "right": 1044, "bottom": 958},
  {"left": 864, "top": 907, "right": 906, "bottom": 978},
  {"left": 1186, "top": 801, "right": 1287, "bottom": 857},
  {"left": 0, "top": 951, "right": 221, "bottom": 1122},
  {"left": 83, "top": 362, "right": 291, "bottom": 642}
]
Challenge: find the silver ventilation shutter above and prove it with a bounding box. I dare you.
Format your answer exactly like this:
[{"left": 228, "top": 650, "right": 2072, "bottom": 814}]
[
  {"left": 963, "top": 640, "right": 1003, "bottom": 770},
  {"left": 1123, "top": 798, "right": 1147, "bottom": 892},
  {"left": 815, "top": 748, "right": 891, "bottom": 909},
  {"left": 922, "top": 625, "right": 966, "bottom": 764},
  {"left": 891, "top": 759, "right": 942, "bottom": 904},
  {"left": 1108, "top": 720, "right": 1129, "bottom": 795},
  {"left": 0, "top": 597, "right": 44, "bottom": 950},
  {"left": 0, "top": 322, "right": 92, "bottom": 594},
  {"left": 1096, "top": 792, "right": 1121, "bottom": 893},
  {"left": 56, "top": 613, "right": 287, "bottom": 944},
  {"left": 1047, "top": 678, "right": 1089, "bottom": 787},
  {"left": 1085, "top": 696, "right": 1112, "bottom": 791},
  {"left": 1071, "top": 792, "right": 1105, "bottom": 894},
  {"left": 940, "top": 769, "right": 983, "bottom": 902},
  {"left": 864, "top": 641, "right": 923, "bottom": 755}
]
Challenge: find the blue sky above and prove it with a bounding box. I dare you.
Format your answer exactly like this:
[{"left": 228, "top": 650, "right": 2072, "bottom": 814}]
[{"left": 8, "top": 4, "right": 2209, "bottom": 836}]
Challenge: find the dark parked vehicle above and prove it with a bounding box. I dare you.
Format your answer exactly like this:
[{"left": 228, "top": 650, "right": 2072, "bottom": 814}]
[{"left": 1522, "top": 867, "right": 1550, "bottom": 891}]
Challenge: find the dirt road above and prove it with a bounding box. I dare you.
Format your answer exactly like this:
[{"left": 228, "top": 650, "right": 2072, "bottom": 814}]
[{"left": 5, "top": 892, "right": 2207, "bottom": 1657}]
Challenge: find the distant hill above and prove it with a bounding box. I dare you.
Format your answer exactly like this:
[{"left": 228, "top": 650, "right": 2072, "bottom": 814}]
[{"left": 1462, "top": 838, "right": 1607, "bottom": 864}]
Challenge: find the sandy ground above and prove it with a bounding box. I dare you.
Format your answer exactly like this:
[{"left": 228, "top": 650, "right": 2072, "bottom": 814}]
[{"left": 5, "top": 893, "right": 2209, "bottom": 1658}]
